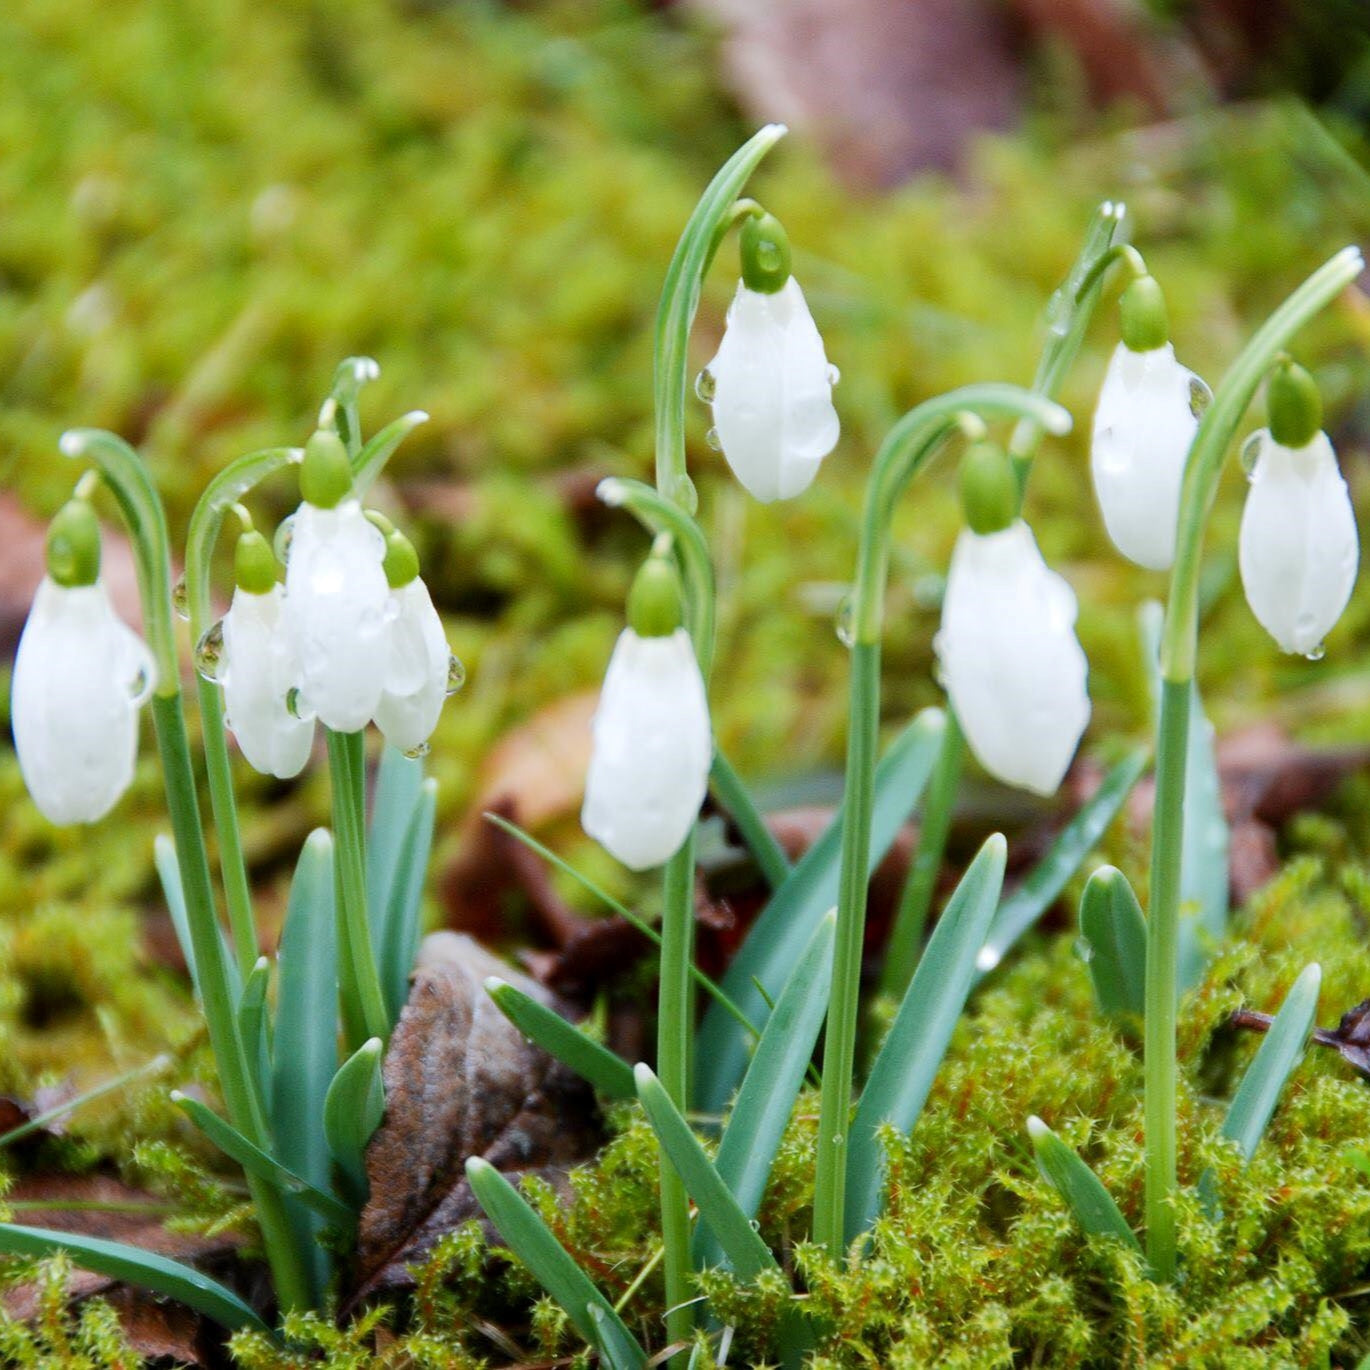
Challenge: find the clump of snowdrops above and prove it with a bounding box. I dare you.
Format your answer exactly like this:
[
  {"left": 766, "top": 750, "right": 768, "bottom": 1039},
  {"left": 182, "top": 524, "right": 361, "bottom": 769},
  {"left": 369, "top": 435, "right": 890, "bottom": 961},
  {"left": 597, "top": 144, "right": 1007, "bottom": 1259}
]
[{"left": 3, "top": 125, "right": 1364, "bottom": 1365}]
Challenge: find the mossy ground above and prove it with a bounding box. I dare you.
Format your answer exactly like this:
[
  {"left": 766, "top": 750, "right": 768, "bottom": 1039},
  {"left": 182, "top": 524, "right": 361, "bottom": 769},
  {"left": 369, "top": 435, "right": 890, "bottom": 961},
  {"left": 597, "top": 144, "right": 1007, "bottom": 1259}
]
[{"left": 2, "top": 0, "right": 1370, "bottom": 1364}]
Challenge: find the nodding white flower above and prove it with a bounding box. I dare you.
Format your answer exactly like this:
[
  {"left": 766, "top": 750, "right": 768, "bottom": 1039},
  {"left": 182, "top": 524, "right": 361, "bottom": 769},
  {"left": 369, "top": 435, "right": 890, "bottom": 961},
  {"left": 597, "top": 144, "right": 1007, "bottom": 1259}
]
[
  {"left": 935, "top": 521, "right": 1090, "bottom": 796},
  {"left": 12, "top": 577, "right": 155, "bottom": 824},
  {"left": 373, "top": 576, "right": 452, "bottom": 754},
  {"left": 283, "top": 498, "right": 392, "bottom": 733},
  {"left": 1239, "top": 428, "right": 1358, "bottom": 655},
  {"left": 703, "top": 277, "right": 839, "bottom": 503},
  {"left": 582, "top": 627, "right": 712, "bottom": 871},
  {"left": 1091, "top": 340, "right": 1205, "bottom": 570},
  {"left": 220, "top": 582, "right": 313, "bottom": 779}
]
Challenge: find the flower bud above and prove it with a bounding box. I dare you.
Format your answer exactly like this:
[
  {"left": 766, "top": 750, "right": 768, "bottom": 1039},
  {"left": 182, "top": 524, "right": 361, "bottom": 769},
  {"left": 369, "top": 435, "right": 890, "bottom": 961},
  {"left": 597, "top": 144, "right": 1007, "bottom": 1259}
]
[
  {"left": 1238, "top": 427, "right": 1357, "bottom": 656},
  {"left": 702, "top": 276, "right": 839, "bottom": 503},
  {"left": 12, "top": 576, "right": 155, "bottom": 824},
  {"left": 935, "top": 521, "right": 1090, "bottom": 796},
  {"left": 582, "top": 627, "right": 712, "bottom": 870}
]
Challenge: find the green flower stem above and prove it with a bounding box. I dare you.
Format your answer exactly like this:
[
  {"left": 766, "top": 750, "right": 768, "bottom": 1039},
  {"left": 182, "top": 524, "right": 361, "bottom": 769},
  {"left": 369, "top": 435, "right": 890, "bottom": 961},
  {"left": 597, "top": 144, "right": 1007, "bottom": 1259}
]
[
  {"left": 879, "top": 709, "right": 964, "bottom": 1000},
  {"left": 653, "top": 123, "right": 786, "bottom": 503},
  {"left": 1143, "top": 244, "right": 1362, "bottom": 1281},
  {"left": 326, "top": 729, "right": 391, "bottom": 1050},
  {"left": 186, "top": 447, "right": 302, "bottom": 981},
  {"left": 812, "top": 384, "right": 1071, "bottom": 1260}
]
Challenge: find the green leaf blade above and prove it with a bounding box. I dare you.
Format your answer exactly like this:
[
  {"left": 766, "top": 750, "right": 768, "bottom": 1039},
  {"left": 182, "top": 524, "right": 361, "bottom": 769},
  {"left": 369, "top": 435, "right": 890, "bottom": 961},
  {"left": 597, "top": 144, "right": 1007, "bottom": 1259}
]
[
  {"left": 324, "top": 1037, "right": 386, "bottom": 1204},
  {"left": 1027, "top": 1116, "right": 1142, "bottom": 1256},
  {"left": 1079, "top": 865, "right": 1147, "bottom": 1020}
]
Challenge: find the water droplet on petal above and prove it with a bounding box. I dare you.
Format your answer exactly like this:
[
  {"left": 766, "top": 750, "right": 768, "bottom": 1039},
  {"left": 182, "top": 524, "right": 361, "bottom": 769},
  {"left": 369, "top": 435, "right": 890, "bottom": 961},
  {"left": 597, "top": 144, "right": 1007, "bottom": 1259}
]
[
  {"left": 445, "top": 653, "right": 466, "bottom": 696},
  {"left": 128, "top": 664, "right": 153, "bottom": 703},
  {"left": 672, "top": 473, "right": 699, "bottom": 515},
  {"left": 694, "top": 368, "right": 716, "bottom": 403},
  {"left": 826, "top": 364, "right": 841, "bottom": 387},
  {"left": 1240, "top": 432, "right": 1263, "bottom": 481},
  {"left": 704, "top": 426, "right": 723, "bottom": 452},
  {"left": 1305, "top": 641, "right": 1326, "bottom": 662},
  {"left": 835, "top": 592, "right": 856, "bottom": 649},
  {"left": 172, "top": 576, "right": 189, "bottom": 620},
  {"left": 194, "top": 621, "right": 225, "bottom": 682},
  {"left": 273, "top": 515, "right": 296, "bottom": 566},
  {"left": 403, "top": 741, "right": 431, "bottom": 759},
  {"left": 1188, "top": 374, "right": 1213, "bottom": 420}
]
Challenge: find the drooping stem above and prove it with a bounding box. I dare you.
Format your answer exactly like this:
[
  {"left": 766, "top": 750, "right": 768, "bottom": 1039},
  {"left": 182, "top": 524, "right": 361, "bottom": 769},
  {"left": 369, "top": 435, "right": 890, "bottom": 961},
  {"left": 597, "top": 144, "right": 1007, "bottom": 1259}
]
[
  {"left": 1142, "top": 244, "right": 1362, "bottom": 1280},
  {"left": 811, "top": 384, "right": 1071, "bottom": 1260},
  {"left": 327, "top": 728, "right": 391, "bottom": 1050},
  {"left": 879, "top": 709, "right": 964, "bottom": 1000}
]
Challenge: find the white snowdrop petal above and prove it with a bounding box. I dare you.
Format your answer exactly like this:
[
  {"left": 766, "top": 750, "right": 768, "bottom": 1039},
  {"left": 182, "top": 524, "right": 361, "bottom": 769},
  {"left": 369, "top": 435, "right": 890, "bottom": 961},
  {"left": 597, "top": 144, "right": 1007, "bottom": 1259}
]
[
  {"left": 282, "top": 500, "right": 392, "bottom": 733},
  {"left": 581, "top": 628, "right": 713, "bottom": 870},
  {"left": 705, "top": 277, "right": 839, "bottom": 503},
  {"left": 1091, "top": 342, "right": 1202, "bottom": 571},
  {"left": 935, "top": 523, "right": 1090, "bottom": 796},
  {"left": 221, "top": 585, "right": 314, "bottom": 779},
  {"left": 1239, "top": 429, "right": 1358, "bottom": 655},
  {"left": 12, "top": 578, "right": 155, "bottom": 824},
  {"left": 373, "top": 578, "right": 450, "bottom": 754}
]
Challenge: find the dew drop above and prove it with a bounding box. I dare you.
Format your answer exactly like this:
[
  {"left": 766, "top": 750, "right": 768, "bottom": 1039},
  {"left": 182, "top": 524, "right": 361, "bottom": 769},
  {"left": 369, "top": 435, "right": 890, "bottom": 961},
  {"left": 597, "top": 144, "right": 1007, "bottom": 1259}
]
[
  {"left": 672, "top": 473, "right": 699, "bottom": 515},
  {"left": 749, "top": 1218, "right": 761, "bottom": 1232},
  {"left": 128, "top": 665, "right": 153, "bottom": 704},
  {"left": 273, "top": 514, "right": 296, "bottom": 566},
  {"left": 1044, "top": 288, "right": 1070, "bottom": 338},
  {"left": 403, "top": 741, "right": 431, "bottom": 759},
  {"left": 831, "top": 1134, "right": 844, "bottom": 1147},
  {"left": 975, "top": 944, "right": 1002, "bottom": 973},
  {"left": 834, "top": 593, "right": 856, "bottom": 649},
  {"left": 704, "top": 426, "right": 723, "bottom": 452},
  {"left": 1188, "top": 374, "right": 1213, "bottom": 421},
  {"left": 445, "top": 653, "right": 466, "bottom": 696},
  {"left": 1239, "top": 432, "right": 1263, "bottom": 481},
  {"left": 1305, "top": 641, "right": 1326, "bottom": 662},
  {"left": 172, "top": 576, "right": 190, "bottom": 620},
  {"left": 694, "top": 368, "right": 716, "bottom": 403},
  {"left": 193, "top": 621, "right": 225, "bottom": 682},
  {"left": 826, "top": 364, "right": 841, "bottom": 387},
  {"left": 1074, "top": 936, "right": 1094, "bottom": 965}
]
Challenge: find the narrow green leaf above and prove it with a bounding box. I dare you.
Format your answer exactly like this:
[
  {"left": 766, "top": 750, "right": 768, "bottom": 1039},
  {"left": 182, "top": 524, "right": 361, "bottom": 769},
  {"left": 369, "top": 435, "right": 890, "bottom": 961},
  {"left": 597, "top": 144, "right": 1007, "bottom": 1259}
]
[
  {"left": 170, "top": 1093, "right": 354, "bottom": 1230},
  {"left": 325, "top": 355, "right": 379, "bottom": 460},
  {"left": 710, "top": 748, "right": 792, "bottom": 890},
  {"left": 379, "top": 780, "right": 437, "bottom": 1021},
  {"left": 976, "top": 748, "right": 1148, "bottom": 977},
  {"left": 237, "top": 956, "right": 272, "bottom": 1107},
  {"left": 0, "top": 1222, "right": 268, "bottom": 1333},
  {"left": 634, "top": 1066, "right": 778, "bottom": 1281},
  {"left": 696, "top": 912, "right": 836, "bottom": 1268},
  {"left": 846, "top": 835, "right": 1007, "bottom": 1240},
  {"left": 465, "top": 1157, "right": 645, "bottom": 1367},
  {"left": 587, "top": 1303, "right": 648, "bottom": 1370},
  {"left": 353, "top": 409, "right": 430, "bottom": 495},
  {"left": 1027, "top": 1116, "right": 1142, "bottom": 1256},
  {"left": 0, "top": 1056, "right": 169, "bottom": 1151},
  {"left": 485, "top": 978, "right": 636, "bottom": 1101},
  {"left": 271, "top": 829, "right": 339, "bottom": 1300},
  {"left": 697, "top": 708, "right": 947, "bottom": 1114},
  {"left": 324, "top": 1037, "right": 385, "bottom": 1202},
  {"left": 1224, "top": 964, "right": 1321, "bottom": 1161},
  {"left": 366, "top": 746, "right": 424, "bottom": 947},
  {"left": 154, "top": 835, "right": 241, "bottom": 1005},
  {"left": 1079, "top": 866, "right": 1147, "bottom": 1020}
]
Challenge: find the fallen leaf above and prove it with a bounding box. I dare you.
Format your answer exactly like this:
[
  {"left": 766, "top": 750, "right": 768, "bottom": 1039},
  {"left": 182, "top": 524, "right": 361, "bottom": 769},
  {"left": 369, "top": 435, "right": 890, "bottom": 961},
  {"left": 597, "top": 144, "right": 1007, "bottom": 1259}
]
[
  {"left": 0, "top": 1083, "right": 77, "bottom": 1146},
  {"left": 354, "top": 933, "right": 602, "bottom": 1295}
]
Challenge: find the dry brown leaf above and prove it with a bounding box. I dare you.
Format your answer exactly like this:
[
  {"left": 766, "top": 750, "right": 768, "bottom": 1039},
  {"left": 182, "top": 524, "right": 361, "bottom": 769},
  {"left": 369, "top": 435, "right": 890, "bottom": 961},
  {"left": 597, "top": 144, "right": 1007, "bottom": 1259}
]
[{"left": 354, "top": 933, "right": 602, "bottom": 1296}]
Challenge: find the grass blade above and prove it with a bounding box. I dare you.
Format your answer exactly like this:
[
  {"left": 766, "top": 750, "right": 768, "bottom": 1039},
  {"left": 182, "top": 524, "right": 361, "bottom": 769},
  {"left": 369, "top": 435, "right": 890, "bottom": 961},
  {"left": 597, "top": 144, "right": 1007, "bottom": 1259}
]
[
  {"left": 324, "top": 1037, "right": 385, "bottom": 1203},
  {"left": 697, "top": 912, "right": 836, "bottom": 1268},
  {"left": 237, "top": 956, "right": 272, "bottom": 1108},
  {"left": 466, "top": 1157, "right": 646, "bottom": 1367},
  {"left": 485, "top": 978, "right": 636, "bottom": 1100},
  {"left": 976, "top": 748, "right": 1148, "bottom": 977},
  {"left": 170, "top": 1093, "right": 354, "bottom": 1230},
  {"left": 710, "top": 748, "right": 792, "bottom": 890},
  {"left": 697, "top": 708, "right": 947, "bottom": 1114},
  {"left": 379, "top": 780, "right": 437, "bottom": 1022},
  {"left": 1079, "top": 866, "right": 1147, "bottom": 1020},
  {"left": 0, "top": 1223, "right": 269, "bottom": 1333},
  {"left": 366, "top": 746, "right": 424, "bottom": 948},
  {"left": 634, "top": 1066, "right": 778, "bottom": 1280},
  {"left": 1027, "top": 1116, "right": 1142, "bottom": 1256},
  {"left": 846, "top": 834, "right": 1006, "bottom": 1240}
]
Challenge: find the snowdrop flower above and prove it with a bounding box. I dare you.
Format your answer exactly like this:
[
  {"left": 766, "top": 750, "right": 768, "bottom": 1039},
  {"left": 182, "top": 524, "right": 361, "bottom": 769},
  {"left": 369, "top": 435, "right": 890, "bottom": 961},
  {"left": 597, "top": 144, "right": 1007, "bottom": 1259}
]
[
  {"left": 582, "top": 554, "right": 712, "bottom": 870},
  {"left": 936, "top": 451, "right": 1089, "bottom": 795},
  {"left": 1239, "top": 361, "right": 1358, "bottom": 656},
  {"left": 282, "top": 429, "right": 393, "bottom": 733},
  {"left": 12, "top": 498, "right": 155, "bottom": 824},
  {"left": 372, "top": 529, "right": 457, "bottom": 755},
  {"left": 1090, "top": 275, "right": 1206, "bottom": 570},
  {"left": 217, "top": 530, "right": 313, "bottom": 779},
  {"left": 701, "top": 211, "right": 839, "bottom": 503}
]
